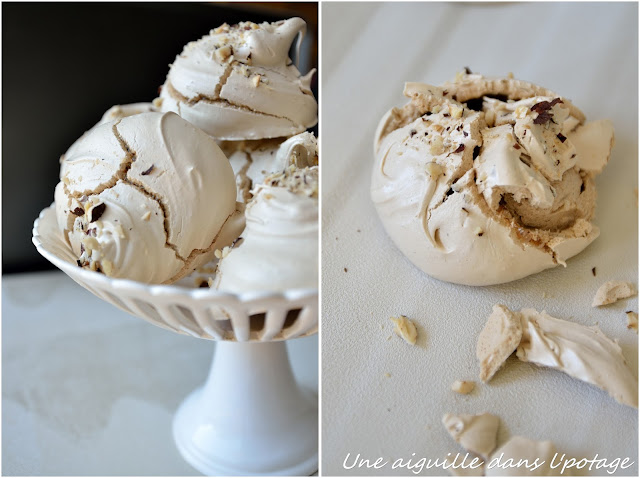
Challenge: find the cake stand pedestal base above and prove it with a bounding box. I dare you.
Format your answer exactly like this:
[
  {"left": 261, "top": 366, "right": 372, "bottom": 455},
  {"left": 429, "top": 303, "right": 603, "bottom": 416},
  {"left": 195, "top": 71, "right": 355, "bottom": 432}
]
[{"left": 172, "top": 341, "right": 318, "bottom": 476}]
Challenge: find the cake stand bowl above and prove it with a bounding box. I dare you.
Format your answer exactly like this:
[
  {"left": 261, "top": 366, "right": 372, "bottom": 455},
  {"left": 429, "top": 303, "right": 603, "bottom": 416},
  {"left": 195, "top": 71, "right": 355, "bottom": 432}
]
[{"left": 33, "top": 205, "right": 318, "bottom": 476}]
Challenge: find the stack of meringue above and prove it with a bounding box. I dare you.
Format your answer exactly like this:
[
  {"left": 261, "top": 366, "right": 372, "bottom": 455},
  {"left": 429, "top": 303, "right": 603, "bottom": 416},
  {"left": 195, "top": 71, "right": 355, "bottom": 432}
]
[{"left": 53, "top": 17, "right": 318, "bottom": 290}]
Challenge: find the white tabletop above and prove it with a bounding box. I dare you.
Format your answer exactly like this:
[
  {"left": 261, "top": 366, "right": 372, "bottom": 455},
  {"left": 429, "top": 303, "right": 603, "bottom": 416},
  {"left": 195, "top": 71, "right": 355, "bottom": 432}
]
[
  {"left": 2, "top": 271, "right": 318, "bottom": 475},
  {"left": 321, "top": 2, "right": 638, "bottom": 476}
]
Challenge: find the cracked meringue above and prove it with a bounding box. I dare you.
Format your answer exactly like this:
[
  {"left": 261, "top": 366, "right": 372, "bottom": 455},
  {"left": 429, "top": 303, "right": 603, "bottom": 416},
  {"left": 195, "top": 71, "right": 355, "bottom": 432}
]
[
  {"left": 158, "top": 18, "right": 317, "bottom": 141},
  {"left": 54, "top": 111, "right": 239, "bottom": 284},
  {"left": 371, "top": 73, "right": 614, "bottom": 286},
  {"left": 213, "top": 165, "right": 318, "bottom": 292}
]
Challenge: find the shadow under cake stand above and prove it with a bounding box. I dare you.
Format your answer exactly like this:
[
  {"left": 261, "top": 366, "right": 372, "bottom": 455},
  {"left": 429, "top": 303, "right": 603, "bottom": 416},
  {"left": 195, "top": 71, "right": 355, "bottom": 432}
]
[{"left": 33, "top": 206, "right": 318, "bottom": 476}]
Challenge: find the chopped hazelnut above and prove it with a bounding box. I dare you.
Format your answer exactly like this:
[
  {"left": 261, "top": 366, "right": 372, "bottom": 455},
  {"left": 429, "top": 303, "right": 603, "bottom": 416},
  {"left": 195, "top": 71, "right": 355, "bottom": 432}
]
[
  {"left": 451, "top": 380, "right": 475, "bottom": 394},
  {"left": 390, "top": 315, "right": 418, "bottom": 345},
  {"left": 430, "top": 135, "right": 444, "bottom": 155}
]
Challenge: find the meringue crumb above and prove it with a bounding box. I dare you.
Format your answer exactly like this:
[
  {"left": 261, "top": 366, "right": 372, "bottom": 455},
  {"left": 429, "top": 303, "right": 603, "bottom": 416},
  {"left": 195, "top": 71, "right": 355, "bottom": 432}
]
[
  {"left": 542, "top": 291, "right": 548, "bottom": 298},
  {"left": 626, "top": 311, "right": 638, "bottom": 332},
  {"left": 390, "top": 315, "right": 418, "bottom": 345},
  {"left": 425, "top": 162, "right": 444, "bottom": 178},
  {"left": 592, "top": 281, "right": 637, "bottom": 307},
  {"left": 142, "top": 211, "right": 151, "bottom": 221},
  {"left": 252, "top": 75, "right": 261, "bottom": 87},
  {"left": 385, "top": 372, "right": 391, "bottom": 378},
  {"left": 451, "top": 380, "right": 475, "bottom": 394},
  {"left": 507, "top": 72, "right": 514, "bottom": 79}
]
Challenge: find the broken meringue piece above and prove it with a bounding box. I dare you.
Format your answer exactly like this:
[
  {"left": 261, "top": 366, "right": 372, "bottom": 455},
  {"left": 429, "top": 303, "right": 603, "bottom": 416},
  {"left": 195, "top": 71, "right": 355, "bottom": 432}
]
[
  {"left": 159, "top": 18, "right": 317, "bottom": 140},
  {"left": 516, "top": 308, "right": 638, "bottom": 408},
  {"left": 485, "top": 436, "right": 556, "bottom": 476},
  {"left": 477, "top": 305, "right": 522, "bottom": 382},
  {"left": 390, "top": 315, "right": 418, "bottom": 345},
  {"left": 592, "top": 280, "right": 637, "bottom": 307},
  {"left": 372, "top": 72, "right": 612, "bottom": 286},
  {"left": 626, "top": 311, "right": 638, "bottom": 332},
  {"left": 442, "top": 412, "right": 500, "bottom": 460}
]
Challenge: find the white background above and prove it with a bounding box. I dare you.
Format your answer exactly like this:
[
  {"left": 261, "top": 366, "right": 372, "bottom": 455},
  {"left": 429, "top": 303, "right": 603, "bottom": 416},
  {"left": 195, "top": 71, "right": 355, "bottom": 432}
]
[{"left": 321, "top": 2, "right": 638, "bottom": 476}]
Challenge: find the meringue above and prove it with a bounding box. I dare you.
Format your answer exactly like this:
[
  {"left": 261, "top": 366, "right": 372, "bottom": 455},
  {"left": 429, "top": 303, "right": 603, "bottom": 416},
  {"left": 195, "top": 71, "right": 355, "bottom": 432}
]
[
  {"left": 371, "top": 73, "right": 614, "bottom": 286},
  {"left": 214, "top": 165, "right": 318, "bottom": 292},
  {"left": 158, "top": 18, "right": 317, "bottom": 140},
  {"left": 54, "top": 112, "right": 239, "bottom": 284}
]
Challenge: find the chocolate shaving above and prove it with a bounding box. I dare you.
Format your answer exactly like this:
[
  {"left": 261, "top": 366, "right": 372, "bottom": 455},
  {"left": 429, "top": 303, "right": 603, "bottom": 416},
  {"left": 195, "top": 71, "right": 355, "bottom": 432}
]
[
  {"left": 409, "top": 129, "right": 417, "bottom": 137},
  {"left": 464, "top": 66, "right": 472, "bottom": 74},
  {"left": 72, "top": 207, "right": 84, "bottom": 216},
  {"left": 157, "top": 85, "right": 163, "bottom": 95},
  {"left": 557, "top": 133, "right": 567, "bottom": 143},
  {"left": 199, "top": 280, "right": 210, "bottom": 288},
  {"left": 90, "top": 203, "right": 106, "bottom": 222},
  {"left": 592, "top": 267, "right": 597, "bottom": 277},
  {"left": 454, "top": 144, "right": 465, "bottom": 154},
  {"left": 80, "top": 243, "right": 85, "bottom": 254},
  {"left": 344, "top": 267, "right": 348, "bottom": 273},
  {"left": 141, "top": 165, "right": 155, "bottom": 176},
  {"left": 442, "top": 90, "right": 448, "bottom": 96},
  {"left": 513, "top": 143, "right": 521, "bottom": 150},
  {"left": 472, "top": 146, "right": 481, "bottom": 160},
  {"left": 76, "top": 260, "right": 82, "bottom": 267},
  {"left": 531, "top": 98, "right": 563, "bottom": 125}
]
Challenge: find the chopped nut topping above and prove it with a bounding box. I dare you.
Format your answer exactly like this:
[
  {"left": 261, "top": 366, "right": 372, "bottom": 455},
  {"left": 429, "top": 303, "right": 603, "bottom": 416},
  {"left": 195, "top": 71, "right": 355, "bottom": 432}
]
[
  {"left": 142, "top": 211, "right": 151, "bottom": 221},
  {"left": 430, "top": 135, "right": 444, "bottom": 155},
  {"left": 214, "top": 44, "right": 233, "bottom": 62},
  {"left": 390, "top": 315, "right": 418, "bottom": 345},
  {"left": 252, "top": 75, "right": 261, "bottom": 87},
  {"left": 214, "top": 246, "right": 231, "bottom": 259},
  {"left": 450, "top": 105, "right": 463, "bottom": 119},
  {"left": 425, "top": 161, "right": 444, "bottom": 178},
  {"left": 451, "top": 380, "right": 475, "bottom": 394}
]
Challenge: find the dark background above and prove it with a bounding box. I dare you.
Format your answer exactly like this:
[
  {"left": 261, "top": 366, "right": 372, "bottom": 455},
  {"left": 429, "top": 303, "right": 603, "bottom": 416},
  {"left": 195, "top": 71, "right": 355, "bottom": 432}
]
[{"left": 2, "top": 2, "right": 318, "bottom": 274}]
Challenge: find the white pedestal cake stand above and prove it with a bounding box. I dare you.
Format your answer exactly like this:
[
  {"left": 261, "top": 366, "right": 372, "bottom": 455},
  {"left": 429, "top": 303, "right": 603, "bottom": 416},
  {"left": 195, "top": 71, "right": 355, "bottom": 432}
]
[{"left": 33, "top": 206, "right": 318, "bottom": 476}]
